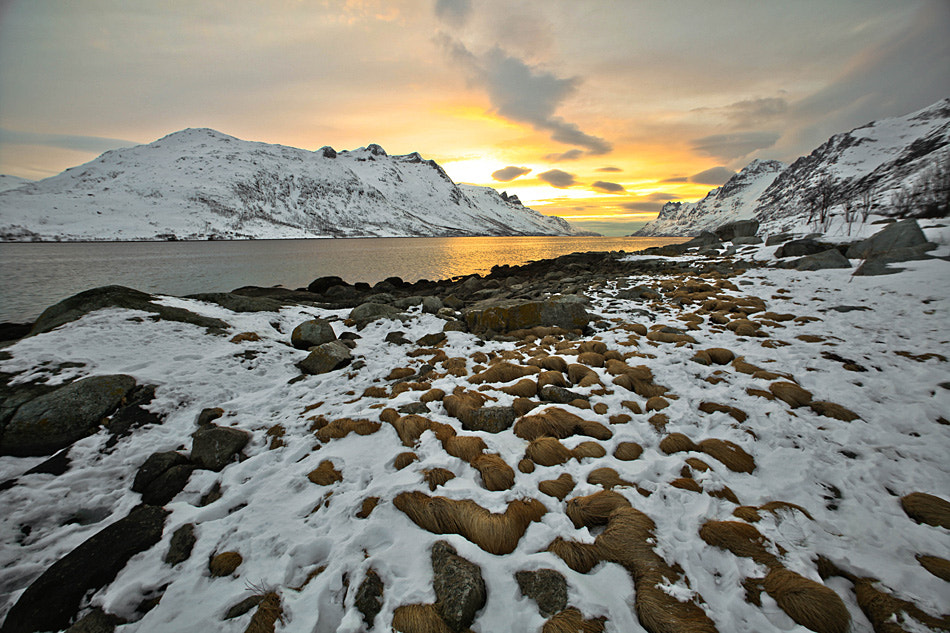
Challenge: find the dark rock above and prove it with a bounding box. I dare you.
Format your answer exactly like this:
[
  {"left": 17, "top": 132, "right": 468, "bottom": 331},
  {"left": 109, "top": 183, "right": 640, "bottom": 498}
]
[
  {"left": 164, "top": 523, "right": 197, "bottom": 565},
  {"left": 463, "top": 297, "right": 590, "bottom": 335},
  {"left": 852, "top": 243, "right": 937, "bottom": 276},
  {"left": 385, "top": 331, "right": 411, "bottom": 345},
  {"left": 140, "top": 464, "right": 195, "bottom": 506},
  {"left": 788, "top": 249, "right": 852, "bottom": 271},
  {"left": 320, "top": 146, "right": 337, "bottom": 159},
  {"left": 185, "top": 292, "right": 283, "bottom": 313},
  {"left": 460, "top": 406, "right": 517, "bottom": 433},
  {"left": 296, "top": 340, "right": 353, "bottom": 375},
  {"left": 846, "top": 219, "right": 933, "bottom": 259},
  {"left": 354, "top": 569, "right": 385, "bottom": 629},
  {"left": 397, "top": 402, "right": 430, "bottom": 415},
  {"left": 539, "top": 385, "right": 588, "bottom": 404},
  {"left": 765, "top": 232, "right": 794, "bottom": 246},
  {"left": 291, "top": 318, "right": 336, "bottom": 350},
  {"left": 1, "top": 505, "right": 167, "bottom": 633},
  {"left": 223, "top": 594, "right": 264, "bottom": 620},
  {"left": 733, "top": 236, "right": 764, "bottom": 245},
  {"left": 199, "top": 482, "right": 223, "bottom": 506},
  {"left": 349, "top": 302, "right": 402, "bottom": 325},
  {"left": 683, "top": 231, "right": 723, "bottom": 249},
  {"left": 774, "top": 239, "right": 828, "bottom": 258},
  {"left": 132, "top": 451, "right": 190, "bottom": 493},
  {"left": 190, "top": 425, "right": 250, "bottom": 471},
  {"left": 64, "top": 607, "right": 125, "bottom": 633},
  {"left": 422, "top": 296, "right": 444, "bottom": 314},
  {"left": 616, "top": 286, "right": 661, "bottom": 301},
  {"left": 443, "top": 295, "right": 465, "bottom": 310},
  {"left": 105, "top": 385, "right": 162, "bottom": 442},
  {"left": 515, "top": 569, "right": 568, "bottom": 617},
  {"left": 307, "top": 276, "right": 347, "bottom": 294},
  {"left": 416, "top": 332, "right": 447, "bottom": 347},
  {"left": 24, "top": 448, "right": 71, "bottom": 476},
  {"left": 0, "top": 322, "right": 32, "bottom": 343},
  {"left": 715, "top": 219, "right": 759, "bottom": 242},
  {"left": 431, "top": 541, "right": 486, "bottom": 632},
  {"left": 196, "top": 407, "right": 224, "bottom": 427},
  {"left": 1, "top": 375, "right": 136, "bottom": 457},
  {"left": 827, "top": 305, "right": 872, "bottom": 313},
  {"left": 30, "top": 285, "right": 228, "bottom": 336}
]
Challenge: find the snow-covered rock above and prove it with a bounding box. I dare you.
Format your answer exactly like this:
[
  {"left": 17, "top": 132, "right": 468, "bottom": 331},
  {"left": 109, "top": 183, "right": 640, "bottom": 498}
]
[{"left": 0, "top": 129, "right": 583, "bottom": 241}]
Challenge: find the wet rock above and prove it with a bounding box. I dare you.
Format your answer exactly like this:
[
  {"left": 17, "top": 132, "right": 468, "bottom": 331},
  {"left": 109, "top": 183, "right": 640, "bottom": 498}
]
[
  {"left": 1, "top": 375, "right": 136, "bottom": 457},
  {"left": 354, "top": 569, "right": 385, "bottom": 629},
  {"left": 186, "top": 292, "right": 283, "bottom": 313},
  {"left": 787, "top": 249, "right": 852, "bottom": 271},
  {"left": 132, "top": 451, "right": 190, "bottom": 493},
  {"left": 164, "top": 523, "right": 196, "bottom": 565},
  {"left": 515, "top": 569, "right": 568, "bottom": 617},
  {"left": 464, "top": 297, "right": 589, "bottom": 335},
  {"left": 765, "top": 232, "right": 794, "bottom": 246},
  {"left": 190, "top": 424, "right": 250, "bottom": 471},
  {"left": 195, "top": 407, "right": 224, "bottom": 427},
  {"left": 1, "top": 505, "right": 167, "bottom": 633},
  {"left": 296, "top": 340, "right": 353, "bottom": 374},
  {"left": 715, "top": 219, "right": 759, "bottom": 242},
  {"left": 385, "top": 331, "right": 411, "bottom": 345},
  {"left": 291, "top": 318, "right": 337, "bottom": 349},
  {"left": 223, "top": 595, "right": 264, "bottom": 620},
  {"left": 307, "top": 276, "right": 347, "bottom": 294},
  {"left": 431, "top": 541, "right": 487, "bottom": 632},
  {"left": 416, "top": 332, "right": 447, "bottom": 346},
  {"left": 23, "top": 448, "right": 72, "bottom": 477}
]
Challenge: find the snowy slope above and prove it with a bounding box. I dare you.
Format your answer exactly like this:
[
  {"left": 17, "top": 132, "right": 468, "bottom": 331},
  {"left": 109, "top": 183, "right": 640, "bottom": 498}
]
[
  {"left": 635, "top": 160, "right": 785, "bottom": 236},
  {"left": 0, "top": 130, "right": 582, "bottom": 241},
  {"left": 0, "top": 176, "right": 32, "bottom": 194}
]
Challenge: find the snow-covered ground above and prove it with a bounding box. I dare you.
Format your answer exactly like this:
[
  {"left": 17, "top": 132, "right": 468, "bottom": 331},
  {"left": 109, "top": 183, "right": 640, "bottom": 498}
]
[{"left": 0, "top": 226, "right": 947, "bottom": 632}]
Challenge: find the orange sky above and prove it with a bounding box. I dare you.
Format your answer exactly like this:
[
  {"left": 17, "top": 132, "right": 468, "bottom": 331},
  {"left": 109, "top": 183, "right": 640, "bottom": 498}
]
[{"left": 1, "top": 1, "right": 947, "bottom": 235}]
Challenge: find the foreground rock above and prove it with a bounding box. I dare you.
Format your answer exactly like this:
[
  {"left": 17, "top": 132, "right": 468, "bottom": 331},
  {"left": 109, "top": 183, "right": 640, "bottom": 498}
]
[
  {"left": 432, "top": 541, "right": 487, "bottom": 632},
  {"left": 296, "top": 340, "right": 353, "bottom": 374},
  {"left": 464, "top": 297, "right": 590, "bottom": 335},
  {"left": 291, "top": 318, "right": 337, "bottom": 349},
  {"left": 190, "top": 424, "right": 250, "bottom": 471},
  {"left": 1, "top": 375, "right": 137, "bottom": 456}
]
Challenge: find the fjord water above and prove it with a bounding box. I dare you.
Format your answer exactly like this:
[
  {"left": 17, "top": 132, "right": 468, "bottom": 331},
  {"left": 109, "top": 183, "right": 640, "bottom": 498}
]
[{"left": 0, "top": 235, "right": 685, "bottom": 323}]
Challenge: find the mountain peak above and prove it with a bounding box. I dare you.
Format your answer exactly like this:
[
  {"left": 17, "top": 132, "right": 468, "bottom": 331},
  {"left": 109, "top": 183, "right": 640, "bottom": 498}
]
[{"left": 152, "top": 128, "right": 238, "bottom": 145}]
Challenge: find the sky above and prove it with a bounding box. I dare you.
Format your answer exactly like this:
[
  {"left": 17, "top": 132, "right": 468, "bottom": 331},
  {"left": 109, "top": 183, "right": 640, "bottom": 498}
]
[{"left": 0, "top": 1, "right": 948, "bottom": 235}]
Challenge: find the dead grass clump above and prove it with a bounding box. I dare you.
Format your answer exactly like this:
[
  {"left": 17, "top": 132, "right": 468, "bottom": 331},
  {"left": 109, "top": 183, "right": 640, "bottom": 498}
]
[
  {"left": 442, "top": 435, "right": 487, "bottom": 462},
  {"left": 230, "top": 331, "right": 261, "bottom": 343},
  {"left": 442, "top": 357, "right": 467, "bottom": 377},
  {"left": 394, "top": 452, "right": 418, "bottom": 470},
  {"left": 683, "top": 457, "right": 710, "bottom": 474},
  {"left": 699, "top": 520, "right": 777, "bottom": 566},
  {"left": 514, "top": 408, "right": 612, "bottom": 441},
  {"left": 266, "top": 425, "right": 285, "bottom": 450},
  {"left": 900, "top": 492, "right": 950, "bottom": 528},
  {"left": 566, "top": 491, "right": 632, "bottom": 528},
  {"left": 308, "top": 460, "right": 343, "bottom": 486},
  {"left": 917, "top": 554, "right": 950, "bottom": 581},
  {"left": 518, "top": 458, "right": 535, "bottom": 473},
  {"left": 592, "top": 402, "right": 608, "bottom": 415},
  {"left": 691, "top": 351, "right": 712, "bottom": 366},
  {"left": 614, "top": 442, "right": 643, "bottom": 461},
  {"left": 209, "top": 551, "right": 243, "bottom": 577},
  {"left": 809, "top": 401, "right": 859, "bottom": 421},
  {"left": 769, "top": 382, "right": 814, "bottom": 408},
  {"left": 379, "top": 408, "right": 399, "bottom": 424},
  {"left": 572, "top": 441, "right": 607, "bottom": 460},
  {"left": 732, "top": 506, "right": 762, "bottom": 522},
  {"left": 469, "top": 362, "right": 540, "bottom": 384},
  {"left": 698, "top": 438, "right": 755, "bottom": 473},
  {"left": 513, "top": 398, "right": 538, "bottom": 417},
  {"left": 698, "top": 402, "right": 748, "bottom": 423},
  {"left": 707, "top": 484, "right": 741, "bottom": 504},
  {"left": 588, "top": 468, "right": 633, "bottom": 489},
  {"left": 317, "top": 418, "right": 381, "bottom": 442},
  {"left": 536, "top": 356, "right": 569, "bottom": 372},
  {"left": 577, "top": 352, "right": 606, "bottom": 367},
  {"left": 604, "top": 359, "right": 651, "bottom": 379},
  {"left": 472, "top": 453, "right": 515, "bottom": 491},
  {"left": 671, "top": 477, "right": 703, "bottom": 493},
  {"left": 611, "top": 374, "right": 667, "bottom": 398},
  {"left": 538, "top": 370, "right": 569, "bottom": 389},
  {"left": 622, "top": 400, "right": 642, "bottom": 414},
  {"left": 645, "top": 396, "right": 669, "bottom": 412},
  {"left": 759, "top": 501, "right": 814, "bottom": 520},
  {"left": 244, "top": 592, "right": 283, "bottom": 633},
  {"left": 387, "top": 367, "right": 416, "bottom": 380},
  {"left": 500, "top": 379, "right": 537, "bottom": 398},
  {"left": 746, "top": 388, "right": 774, "bottom": 401},
  {"left": 578, "top": 341, "right": 608, "bottom": 355},
  {"left": 649, "top": 413, "right": 670, "bottom": 433},
  {"left": 659, "top": 433, "right": 699, "bottom": 454},
  {"left": 853, "top": 577, "right": 950, "bottom": 632},
  {"left": 526, "top": 437, "right": 573, "bottom": 466},
  {"left": 423, "top": 468, "right": 457, "bottom": 491},
  {"left": 545, "top": 537, "right": 601, "bottom": 573},
  {"left": 542, "top": 607, "right": 606, "bottom": 633},
  {"left": 538, "top": 473, "right": 575, "bottom": 500},
  {"left": 391, "top": 415, "right": 456, "bottom": 447},
  {"left": 609, "top": 414, "right": 632, "bottom": 425},
  {"left": 706, "top": 348, "right": 735, "bottom": 364},
  {"left": 392, "top": 604, "right": 452, "bottom": 633},
  {"left": 567, "top": 364, "right": 601, "bottom": 387},
  {"left": 420, "top": 388, "right": 446, "bottom": 403},
  {"left": 393, "top": 492, "right": 546, "bottom": 555},
  {"left": 363, "top": 386, "right": 389, "bottom": 398},
  {"left": 357, "top": 497, "right": 379, "bottom": 518},
  {"left": 443, "top": 388, "right": 491, "bottom": 421},
  {"left": 764, "top": 568, "right": 851, "bottom": 633}
]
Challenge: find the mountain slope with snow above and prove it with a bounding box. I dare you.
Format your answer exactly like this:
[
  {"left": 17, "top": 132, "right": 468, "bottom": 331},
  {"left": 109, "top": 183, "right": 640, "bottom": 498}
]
[{"left": 0, "top": 130, "right": 583, "bottom": 241}]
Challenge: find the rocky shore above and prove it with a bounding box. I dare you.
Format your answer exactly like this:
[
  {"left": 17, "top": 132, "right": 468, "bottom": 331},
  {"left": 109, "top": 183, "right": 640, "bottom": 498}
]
[{"left": 0, "top": 219, "right": 948, "bottom": 633}]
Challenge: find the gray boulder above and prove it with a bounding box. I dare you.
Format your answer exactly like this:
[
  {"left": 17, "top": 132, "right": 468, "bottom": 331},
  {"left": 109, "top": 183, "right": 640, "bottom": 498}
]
[
  {"left": 684, "top": 231, "right": 723, "bottom": 249},
  {"left": 540, "top": 385, "right": 588, "bottom": 404},
  {"left": 464, "top": 297, "right": 590, "bottom": 335},
  {"left": 354, "top": 569, "right": 385, "bottom": 629},
  {"left": 788, "top": 249, "right": 852, "bottom": 271},
  {"left": 765, "top": 232, "right": 794, "bottom": 246},
  {"left": 515, "top": 569, "right": 568, "bottom": 617},
  {"left": 715, "top": 219, "right": 759, "bottom": 242},
  {"left": 1, "top": 375, "right": 136, "bottom": 456},
  {"left": 432, "top": 541, "right": 487, "bottom": 632},
  {"left": 291, "top": 318, "right": 337, "bottom": 350},
  {"left": 774, "top": 239, "right": 827, "bottom": 258},
  {"left": 164, "top": 523, "right": 196, "bottom": 566},
  {"left": 190, "top": 424, "right": 250, "bottom": 471},
  {"left": 307, "top": 276, "right": 347, "bottom": 294},
  {"left": 131, "top": 451, "right": 195, "bottom": 506},
  {"left": 846, "top": 219, "right": 935, "bottom": 260},
  {"left": 1, "top": 505, "right": 167, "bottom": 633},
  {"left": 349, "top": 302, "right": 402, "bottom": 326},
  {"left": 185, "top": 292, "right": 284, "bottom": 313},
  {"left": 460, "top": 406, "right": 517, "bottom": 433},
  {"left": 296, "top": 340, "right": 353, "bottom": 375},
  {"left": 422, "top": 296, "right": 444, "bottom": 314},
  {"left": 733, "top": 236, "right": 763, "bottom": 245}
]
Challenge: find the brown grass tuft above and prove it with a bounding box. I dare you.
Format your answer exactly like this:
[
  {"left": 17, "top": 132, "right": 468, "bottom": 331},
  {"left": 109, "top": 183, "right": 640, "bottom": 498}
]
[
  {"left": 500, "top": 378, "right": 538, "bottom": 398},
  {"left": 567, "top": 364, "right": 601, "bottom": 387},
  {"left": 391, "top": 604, "right": 452, "bottom": 633},
  {"left": 357, "top": 497, "right": 379, "bottom": 518},
  {"left": 572, "top": 441, "right": 607, "bottom": 460},
  {"left": 379, "top": 408, "right": 399, "bottom": 424},
  {"left": 423, "top": 467, "right": 457, "bottom": 491},
  {"left": 308, "top": 460, "right": 343, "bottom": 486},
  {"left": 542, "top": 607, "right": 606, "bottom": 633},
  {"left": 578, "top": 341, "right": 608, "bottom": 355},
  {"left": 469, "top": 362, "right": 540, "bottom": 384},
  {"left": 363, "top": 386, "right": 390, "bottom": 398},
  {"left": 209, "top": 551, "right": 243, "bottom": 577},
  {"left": 683, "top": 457, "right": 711, "bottom": 473},
  {"left": 706, "top": 348, "right": 735, "bottom": 364},
  {"left": 393, "top": 492, "right": 546, "bottom": 555},
  {"left": 670, "top": 477, "right": 703, "bottom": 493},
  {"left": 853, "top": 576, "right": 950, "bottom": 632},
  {"left": 609, "top": 413, "right": 632, "bottom": 425},
  {"left": 545, "top": 537, "right": 601, "bottom": 574},
  {"left": 442, "top": 435, "right": 487, "bottom": 462},
  {"left": 659, "top": 433, "right": 699, "bottom": 454},
  {"left": 317, "top": 418, "right": 381, "bottom": 442},
  {"left": 471, "top": 453, "right": 515, "bottom": 491},
  {"left": 698, "top": 402, "right": 748, "bottom": 423},
  {"left": 769, "top": 382, "right": 813, "bottom": 408},
  {"left": 614, "top": 442, "right": 643, "bottom": 461},
  {"left": 698, "top": 438, "right": 755, "bottom": 473},
  {"left": 645, "top": 396, "right": 670, "bottom": 412},
  {"left": 518, "top": 458, "right": 535, "bottom": 473},
  {"left": 577, "top": 352, "right": 606, "bottom": 367},
  {"left": 900, "top": 492, "right": 950, "bottom": 528},
  {"left": 391, "top": 415, "right": 456, "bottom": 447},
  {"left": 536, "top": 355, "right": 569, "bottom": 372},
  {"left": 538, "top": 370, "right": 569, "bottom": 389},
  {"left": 622, "top": 400, "right": 643, "bottom": 414},
  {"left": 514, "top": 408, "right": 612, "bottom": 441},
  {"left": 764, "top": 568, "right": 851, "bottom": 633},
  {"left": 592, "top": 402, "right": 608, "bottom": 415},
  {"left": 526, "top": 437, "right": 573, "bottom": 466},
  {"left": 759, "top": 501, "right": 814, "bottom": 520},
  {"left": 394, "top": 452, "right": 418, "bottom": 470},
  {"left": 420, "top": 388, "right": 446, "bottom": 403},
  {"left": 244, "top": 592, "right": 283, "bottom": 633},
  {"left": 588, "top": 467, "right": 633, "bottom": 490},
  {"left": 513, "top": 397, "right": 538, "bottom": 417},
  {"left": 809, "top": 401, "right": 859, "bottom": 421},
  {"left": 387, "top": 367, "right": 416, "bottom": 380},
  {"left": 699, "top": 520, "right": 777, "bottom": 566},
  {"left": 732, "top": 506, "right": 762, "bottom": 522},
  {"left": 611, "top": 373, "right": 667, "bottom": 398},
  {"left": 916, "top": 554, "right": 950, "bottom": 581},
  {"left": 566, "top": 491, "right": 632, "bottom": 528},
  {"left": 538, "top": 473, "right": 575, "bottom": 500}
]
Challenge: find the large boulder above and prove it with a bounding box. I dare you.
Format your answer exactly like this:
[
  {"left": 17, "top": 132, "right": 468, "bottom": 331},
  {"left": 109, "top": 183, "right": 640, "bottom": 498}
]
[
  {"left": 715, "top": 219, "right": 759, "bottom": 242},
  {"left": 1, "top": 375, "right": 137, "bottom": 456},
  {"left": 0, "top": 505, "right": 168, "bottom": 633},
  {"left": 515, "top": 569, "right": 568, "bottom": 617},
  {"left": 185, "top": 292, "right": 284, "bottom": 313},
  {"left": 291, "top": 318, "right": 337, "bottom": 350},
  {"left": 846, "top": 219, "right": 933, "bottom": 260},
  {"left": 307, "top": 276, "right": 347, "bottom": 294},
  {"left": 190, "top": 424, "right": 250, "bottom": 471},
  {"left": 348, "top": 302, "right": 402, "bottom": 326},
  {"left": 464, "top": 297, "right": 590, "bottom": 335},
  {"left": 774, "top": 239, "right": 828, "bottom": 258},
  {"left": 787, "top": 249, "right": 852, "bottom": 271},
  {"left": 131, "top": 451, "right": 195, "bottom": 505},
  {"left": 296, "top": 340, "right": 353, "bottom": 375},
  {"left": 30, "top": 285, "right": 228, "bottom": 336},
  {"left": 432, "top": 541, "right": 487, "bottom": 632}
]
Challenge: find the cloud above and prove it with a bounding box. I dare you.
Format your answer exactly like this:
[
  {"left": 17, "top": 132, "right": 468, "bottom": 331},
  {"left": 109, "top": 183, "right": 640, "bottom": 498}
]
[
  {"left": 545, "top": 149, "right": 585, "bottom": 161},
  {"left": 440, "top": 37, "right": 612, "bottom": 155},
  {"left": 645, "top": 192, "right": 679, "bottom": 201},
  {"left": 538, "top": 169, "right": 577, "bottom": 188},
  {"left": 690, "top": 131, "right": 779, "bottom": 160},
  {"left": 434, "top": 0, "right": 472, "bottom": 27},
  {"left": 694, "top": 97, "right": 789, "bottom": 127},
  {"left": 591, "top": 180, "right": 625, "bottom": 193},
  {"left": 690, "top": 166, "right": 735, "bottom": 185},
  {"left": 620, "top": 201, "right": 664, "bottom": 212},
  {"left": 596, "top": 166, "right": 622, "bottom": 172},
  {"left": 0, "top": 128, "right": 137, "bottom": 154},
  {"left": 660, "top": 176, "right": 688, "bottom": 183},
  {"left": 491, "top": 165, "right": 531, "bottom": 182}
]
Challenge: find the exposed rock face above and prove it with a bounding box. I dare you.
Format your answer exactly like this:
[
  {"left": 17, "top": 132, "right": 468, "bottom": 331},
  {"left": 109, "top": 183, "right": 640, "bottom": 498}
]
[
  {"left": 715, "top": 219, "right": 759, "bottom": 241},
  {"left": 515, "top": 569, "right": 568, "bottom": 617},
  {"left": 460, "top": 406, "right": 517, "bottom": 433},
  {"left": 431, "top": 541, "right": 487, "bottom": 632},
  {"left": 296, "top": 340, "right": 353, "bottom": 374},
  {"left": 291, "top": 318, "right": 337, "bottom": 349},
  {"left": 164, "top": 523, "right": 197, "bottom": 565},
  {"left": 774, "top": 239, "right": 829, "bottom": 258},
  {"left": 846, "top": 218, "right": 933, "bottom": 259},
  {"left": 354, "top": 569, "right": 385, "bottom": 629},
  {"left": 1, "top": 375, "right": 136, "bottom": 456},
  {"left": 1, "top": 505, "right": 167, "bottom": 633},
  {"left": 190, "top": 424, "right": 250, "bottom": 471},
  {"left": 464, "top": 297, "right": 589, "bottom": 335},
  {"left": 787, "top": 249, "right": 852, "bottom": 271},
  {"left": 131, "top": 451, "right": 195, "bottom": 505}
]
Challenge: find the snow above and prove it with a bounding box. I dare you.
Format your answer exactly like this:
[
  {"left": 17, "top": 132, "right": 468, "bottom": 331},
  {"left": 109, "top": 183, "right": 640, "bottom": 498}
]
[
  {"left": 0, "top": 176, "right": 33, "bottom": 194},
  {"left": 0, "top": 225, "right": 947, "bottom": 632}
]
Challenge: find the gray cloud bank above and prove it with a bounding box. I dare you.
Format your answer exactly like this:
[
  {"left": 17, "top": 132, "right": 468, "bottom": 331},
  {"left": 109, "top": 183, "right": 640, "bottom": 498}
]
[
  {"left": 0, "top": 128, "right": 137, "bottom": 154},
  {"left": 538, "top": 168, "right": 577, "bottom": 188},
  {"left": 491, "top": 165, "right": 531, "bottom": 181}
]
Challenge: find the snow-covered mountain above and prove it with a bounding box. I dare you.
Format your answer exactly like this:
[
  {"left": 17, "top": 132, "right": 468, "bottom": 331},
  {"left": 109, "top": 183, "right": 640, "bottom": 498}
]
[
  {"left": 0, "top": 129, "right": 584, "bottom": 241},
  {"left": 0, "top": 175, "right": 32, "bottom": 194},
  {"left": 636, "top": 98, "right": 950, "bottom": 236}
]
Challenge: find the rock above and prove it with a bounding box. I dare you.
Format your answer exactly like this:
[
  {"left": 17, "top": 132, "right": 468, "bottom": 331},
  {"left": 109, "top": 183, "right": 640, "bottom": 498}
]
[
  {"left": 132, "top": 451, "right": 195, "bottom": 505},
  {"left": 385, "top": 331, "right": 411, "bottom": 345},
  {"left": 307, "top": 276, "right": 347, "bottom": 294},
  {"left": 223, "top": 595, "right": 264, "bottom": 620},
  {"left": 715, "top": 219, "right": 759, "bottom": 242},
  {"left": 431, "top": 541, "right": 487, "bottom": 632},
  {"left": 397, "top": 402, "right": 430, "bottom": 415},
  {"left": 185, "top": 292, "right": 284, "bottom": 313},
  {"left": 733, "top": 236, "right": 763, "bottom": 245},
  {"left": 514, "top": 569, "right": 568, "bottom": 617},
  {"left": 774, "top": 239, "right": 829, "bottom": 258},
  {"left": 539, "top": 385, "right": 589, "bottom": 404},
  {"left": 104, "top": 385, "right": 162, "bottom": 442},
  {"left": 30, "top": 285, "right": 228, "bottom": 336},
  {"left": 1, "top": 505, "right": 167, "bottom": 633},
  {"left": 765, "top": 232, "right": 794, "bottom": 246},
  {"left": 296, "top": 340, "right": 353, "bottom": 374},
  {"left": 349, "top": 302, "right": 402, "bottom": 325},
  {"left": 354, "top": 569, "right": 385, "bottom": 629},
  {"left": 1, "top": 375, "right": 136, "bottom": 457},
  {"left": 195, "top": 407, "right": 224, "bottom": 427},
  {"left": 422, "top": 296, "right": 444, "bottom": 314},
  {"left": 164, "top": 523, "right": 196, "bottom": 565},
  {"left": 463, "top": 297, "right": 589, "bottom": 335},
  {"left": 291, "top": 318, "right": 337, "bottom": 349},
  {"left": 190, "top": 424, "right": 250, "bottom": 471},
  {"left": 852, "top": 243, "right": 937, "bottom": 276},
  {"left": 417, "top": 332, "right": 447, "bottom": 347},
  {"left": 788, "top": 249, "right": 852, "bottom": 271},
  {"left": 460, "top": 406, "right": 517, "bottom": 433},
  {"left": 846, "top": 219, "right": 933, "bottom": 260},
  {"left": 23, "top": 448, "right": 72, "bottom": 477},
  {"left": 684, "top": 231, "right": 723, "bottom": 249},
  {"left": 64, "top": 607, "right": 125, "bottom": 633}
]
